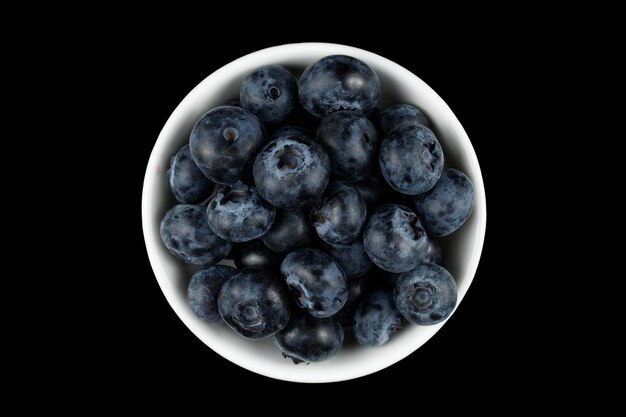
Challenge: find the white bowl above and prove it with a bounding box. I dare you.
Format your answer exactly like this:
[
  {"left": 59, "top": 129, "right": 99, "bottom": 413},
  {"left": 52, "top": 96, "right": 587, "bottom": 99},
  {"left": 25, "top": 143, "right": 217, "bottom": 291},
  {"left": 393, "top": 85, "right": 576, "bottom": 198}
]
[{"left": 142, "top": 42, "right": 486, "bottom": 383}]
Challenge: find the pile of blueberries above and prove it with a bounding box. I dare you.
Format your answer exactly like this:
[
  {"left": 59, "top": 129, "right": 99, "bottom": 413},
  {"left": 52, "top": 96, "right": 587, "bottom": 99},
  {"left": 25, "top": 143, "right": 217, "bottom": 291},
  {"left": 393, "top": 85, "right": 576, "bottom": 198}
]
[{"left": 160, "top": 55, "right": 474, "bottom": 364}]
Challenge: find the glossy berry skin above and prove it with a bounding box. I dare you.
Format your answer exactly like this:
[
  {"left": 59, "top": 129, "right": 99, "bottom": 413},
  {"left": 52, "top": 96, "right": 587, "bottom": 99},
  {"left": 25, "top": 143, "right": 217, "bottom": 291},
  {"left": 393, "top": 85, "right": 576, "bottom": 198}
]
[
  {"left": 280, "top": 248, "right": 347, "bottom": 318},
  {"left": 316, "top": 111, "right": 379, "bottom": 179},
  {"left": 379, "top": 125, "right": 444, "bottom": 195},
  {"left": 261, "top": 209, "right": 314, "bottom": 253},
  {"left": 160, "top": 204, "right": 232, "bottom": 265},
  {"left": 218, "top": 269, "right": 291, "bottom": 339},
  {"left": 253, "top": 135, "right": 330, "bottom": 209},
  {"left": 273, "top": 313, "right": 344, "bottom": 364},
  {"left": 312, "top": 182, "right": 366, "bottom": 245},
  {"left": 206, "top": 181, "right": 275, "bottom": 242},
  {"left": 299, "top": 55, "right": 380, "bottom": 118},
  {"left": 378, "top": 104, "right": 431, "bottom": 135},
  {"left": 412, "top": 169, "right": 474, "bottom": 236},
  {"left": 354, "top": 290, "right": 403, "bottom": 346},
  {"left": 168, "top": 144, "right": 215, "bottom": 204},
  {"left": 187, "top": 265, "right": 237, "bottom": 322},
  {"left": 240, "top": 65, "right": 298, "bottom": 125},
  {"left": 334, "top": 276, "right": 369, "bottom": 326},
  {"left": 321, "top": 239, "right": 372, "bottom": 279},
  {"left": 394, "top": 263, "right": 457, "bottom": 325},
  {"left": 233, "top": 240, "right": 283, "bottom": 270},
  {"left": 190, "top": 106, "right": 266, "bottom": 185},
  {"left": 424, "top": 236, "right": 443, "bottom": 265},
  {"left": 363, "top": 204, "right": 429, "bottom": 273}
]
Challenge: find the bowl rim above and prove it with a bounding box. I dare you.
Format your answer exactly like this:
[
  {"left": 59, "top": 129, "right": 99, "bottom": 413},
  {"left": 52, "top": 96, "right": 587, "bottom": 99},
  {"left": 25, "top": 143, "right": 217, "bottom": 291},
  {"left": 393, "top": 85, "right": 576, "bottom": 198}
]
[{"left": 142, "top": 42, "right": 487, "bottom": 383}]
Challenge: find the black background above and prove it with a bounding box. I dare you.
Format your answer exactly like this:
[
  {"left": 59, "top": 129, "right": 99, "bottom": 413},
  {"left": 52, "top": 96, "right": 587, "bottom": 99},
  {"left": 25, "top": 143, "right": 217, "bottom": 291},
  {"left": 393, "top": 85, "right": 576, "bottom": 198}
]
[{"left": 115, "top": 34, "right": 517, "bottom": 394}]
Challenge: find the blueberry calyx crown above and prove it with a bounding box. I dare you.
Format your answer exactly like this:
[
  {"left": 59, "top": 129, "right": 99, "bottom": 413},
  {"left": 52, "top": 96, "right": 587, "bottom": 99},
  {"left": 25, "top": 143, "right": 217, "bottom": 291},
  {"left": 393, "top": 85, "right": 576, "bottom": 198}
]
[
  {"left": 223, "top": 127, "right": 238, "bottom": 143},
  {"left": 276, "top": 145, "right": 303, "bottom": 169},
  {"left": 411, "top": 283, "right": 434, "bottom": 310}
]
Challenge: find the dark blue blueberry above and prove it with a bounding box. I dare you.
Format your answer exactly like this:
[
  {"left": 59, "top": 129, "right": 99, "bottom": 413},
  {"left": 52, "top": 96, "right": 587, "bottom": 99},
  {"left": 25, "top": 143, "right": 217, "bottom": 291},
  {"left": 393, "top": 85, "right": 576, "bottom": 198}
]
[
  {"left": 333, "top": 276, "right": 369, "bottom": 326},
  {"left": 280, "top": 248, "right": 347, "bottom": 318},
  {"left": 316, "top": 111, "right": 379, "bottom": 179},
  {"left": 232, "top": 239, "right": 283, "bottom": 270},
  {"left": 299, "top": 55, "right": 380, "bottom": 118},
  {"left": 424, "top": 235, "right": 443, "bottom": 265},
  {"left": 261, "top": 209, "right": 315, "bottom": 253},
  {"left": 217, "top": 268, "right": 291, "bottom": 339},
  {"left": 189, "top": 106, "right": 266, "bottom": 185},
  {"left": 320, "top": 239, "right": 372, "bottom": 279},
  {"left": 273, "top": 313, "right": 343, "bottom": 363},
  {"left": 363, "top": 204, "right": 429, "bottom": 273},
  {"left": 354, "top": 290, "right": 403, "bottom": 346},
  {"left": 312, "top": 182, "right": 366, "bottom": 245},
  {"left": 167, "top": 144, "right": 215, "bottom": 204},
  {"left": 253, "top": 134, "right": 330, "bottom": 209},
  {"left": 206, "top": 181, "right": 275, "bottom": 242},
  {"left": 160, "top": 204, "right": 232, "bottom": 265},
  {"left": 270, "top": 125, "right": 313, "bottom": 141},
  {"left": 412, "top": 168, "right": 474, "bottom": 236},
  {"left": 379, "top": 125, "right": 444, "bottom": 195},
  {"left": 187, "top": 265, "right": 237, "bottom": 322},
  {"left": 378, "top": 104, "right": 431, "bottom": 135},
  {"left": 240, "top": 65, "right": 298, "bottom": 125},
  {"left": 394, "top": 263, "right": 457, "bottom": 325}
]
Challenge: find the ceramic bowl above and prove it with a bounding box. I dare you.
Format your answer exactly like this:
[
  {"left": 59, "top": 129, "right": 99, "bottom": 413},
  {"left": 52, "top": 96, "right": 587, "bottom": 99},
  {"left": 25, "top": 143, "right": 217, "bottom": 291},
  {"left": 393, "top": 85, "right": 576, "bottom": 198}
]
[{"left": 142, "top": 42, "right": 486, "bottom": 383}]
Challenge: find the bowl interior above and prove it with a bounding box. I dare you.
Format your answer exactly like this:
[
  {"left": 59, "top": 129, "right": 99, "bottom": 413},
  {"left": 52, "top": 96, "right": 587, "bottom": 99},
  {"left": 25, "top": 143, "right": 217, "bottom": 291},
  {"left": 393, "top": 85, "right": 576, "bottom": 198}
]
[{"left": 142, "top": 43, "right": 486, "bottom": 383}]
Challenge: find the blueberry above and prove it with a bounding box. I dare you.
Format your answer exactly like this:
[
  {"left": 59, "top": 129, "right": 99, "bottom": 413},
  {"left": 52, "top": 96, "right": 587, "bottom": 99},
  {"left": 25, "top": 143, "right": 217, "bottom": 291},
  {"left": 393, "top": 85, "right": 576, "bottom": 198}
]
[
  {"left": 190, "top": 106, "right": 266, "bottom": 185},
  {"left": 316, "top": 111, "right": 379, "bottom": 179},
  {"left": 233, "top": 240, "right": 283, "bottom": 270},
  {"left": 253, "top": 134, "right": 330, "bottom": 209},
  {"left": 280, "top": 248, "right": 347, "bottom": 318},
  {"left": 218, "top": 268, "right": 291, "bottom": 339},
  {"left": 379, "top": 125, "right": 444, "bottom": 195},
  {"left": 394, "top": 263, "right": 457, "bottom": 325},
  {"left": 354, "top": 290, "right": 403, "bottom": 346},
  {"left": 160, "top": 204, "right": 232, "bottom": 265},
  {"left": 167, "top": 144, "right": 215, "bottom": 204},
  {"left": 412, "top": 168, "right": 474, "bottom": 236},
  {"left": 312, "top": 182, "right": 366, "bottom": 245},
  {"left": 261, "top": 209, "right": 314, "bottom": 253},
  {"left": 240, "top": 65, "right": 298, "bottom": 125},
  {"left": 320, "top": 239, "right": 372, "bottom": 279},
  {"left": 363, "top": 204, "right": 429, "bottom": 273},
  {"left": 334, "top": 276, "right": 369, "bottom": 326},
  {"left": 187, "top": 265, "right": 237, "bottom": 322},
  {"left": 378, "top": 104, "right": 431, "bottom": 135},
  {"left": 424, "top": 235, "right": 443, "bottom": 265},
  {"left": 273, "top": 313, "right": 343, "bottom": 364},
  {"left": 206, "top": 181, "right": 275, "bottom": 242},
  {"left": 299, "top": 55, "right": 380, "bottom": 118}
]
